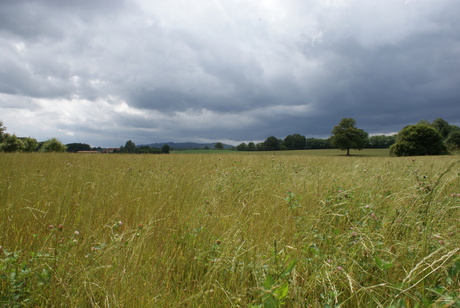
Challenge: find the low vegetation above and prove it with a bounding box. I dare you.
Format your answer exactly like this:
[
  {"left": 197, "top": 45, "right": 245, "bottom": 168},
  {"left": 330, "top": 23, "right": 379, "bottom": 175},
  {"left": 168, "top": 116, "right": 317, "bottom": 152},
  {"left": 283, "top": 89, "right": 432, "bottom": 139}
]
[{"left": 1, "top": 152, "right": 460, "bottom": 307}]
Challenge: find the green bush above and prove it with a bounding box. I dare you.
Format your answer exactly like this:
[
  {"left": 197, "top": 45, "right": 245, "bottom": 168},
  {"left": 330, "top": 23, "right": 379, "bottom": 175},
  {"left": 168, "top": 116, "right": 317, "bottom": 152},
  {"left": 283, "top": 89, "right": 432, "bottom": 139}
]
[{"left": 390, "top": 124, "right": 447, "bottom": 156}]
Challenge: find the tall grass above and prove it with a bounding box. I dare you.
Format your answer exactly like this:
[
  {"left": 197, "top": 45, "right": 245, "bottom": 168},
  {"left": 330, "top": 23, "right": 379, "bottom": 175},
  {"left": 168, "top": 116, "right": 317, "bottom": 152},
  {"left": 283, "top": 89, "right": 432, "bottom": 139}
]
[{"left": 1, "top": 153, "right": 459, "bottom": 307}]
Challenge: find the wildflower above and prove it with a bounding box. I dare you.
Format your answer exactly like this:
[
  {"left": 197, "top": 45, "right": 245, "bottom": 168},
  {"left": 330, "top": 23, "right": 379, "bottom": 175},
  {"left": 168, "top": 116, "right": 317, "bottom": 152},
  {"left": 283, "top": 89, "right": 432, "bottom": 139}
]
[
  {"left": 48, "top": 224, "right": 54, "bottom": 229},
  {"left": 74, "top": 231, "right": 80, "bottom": 236},
  {"left": 351, "top": 231, "right": 358, "bottom": 237},
  {"left": 118, "top": 221, "right": 123, "bottom": 226},
  {"left": 370, "top": 212, "right": 377, "bottom": 219},
  {"left": 337, "top": 266, "right": 343, "bottom": 271},
  {"left": 57, "top": 224, "right": 63, "bottom": 231}
]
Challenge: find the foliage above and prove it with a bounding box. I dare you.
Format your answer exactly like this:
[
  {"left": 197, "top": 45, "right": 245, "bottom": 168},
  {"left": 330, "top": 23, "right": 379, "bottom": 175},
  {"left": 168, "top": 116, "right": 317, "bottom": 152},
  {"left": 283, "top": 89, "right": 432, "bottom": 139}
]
[
  {"left": 305, "top": 138, "right": 332, "bottom": 149},
  {"left": 263, "top": 136, "right": 282, "bottom": 151},
  {"left": 368, "top": 135, "right": 396, "bottom": 148},
  {"left": 330, "top": 118, "right": 369, "bottom": 155},
  {"left": 236, "top": 143, "right": 247, "bottom": 151},
  {"left": 117, "top": 140, "right": 167, "bottom": 154},
  {"left": 445, "top": 130, "right": 460, "bottom": 151},
  {"left": 119, "top": 140, "right": 136, "bottom": 153},
  {"left": 0, "top": 134, "right": 24, "bottom": 152},
  {"left": 283, "top": 134, "right": 306, "bottom": 150},
  {"left": 161, "top": 144, "right": 171, "bottom": 154},
  {"left": 20, "top": 137, "right": 39, "bottom": 152},
  {"left": 66, "top": 143, "right": 92, "bottom": 153},
  {"left": 214, "top": 142, "right": 224, "bottom": 150},
  {"left": 431, "top": 118, "right": 451, "bottom": 139},
  {"left": 39, "top": 138, "right": 67, "bottom": 152},
  {"left": 247, "top": 142, "right": 256, "bottom": 151},
  {"left": 136, "top": 146, "right": 161, "bottom": 154},
  {"left": 390, "top": 124, "right": 447, "bottom": 156}
]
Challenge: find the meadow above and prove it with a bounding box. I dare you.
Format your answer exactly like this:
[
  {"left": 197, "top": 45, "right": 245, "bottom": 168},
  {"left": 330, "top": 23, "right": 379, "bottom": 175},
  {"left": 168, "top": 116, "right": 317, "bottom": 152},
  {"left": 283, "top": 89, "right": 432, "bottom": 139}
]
[{"left": 1, "top": 151, "right": 460, "bottom": 307}]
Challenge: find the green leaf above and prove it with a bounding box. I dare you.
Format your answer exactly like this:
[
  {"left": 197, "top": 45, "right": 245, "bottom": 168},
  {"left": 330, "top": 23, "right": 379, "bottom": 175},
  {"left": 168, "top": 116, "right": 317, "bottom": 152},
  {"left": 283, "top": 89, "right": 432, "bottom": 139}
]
[
  {"left": 264, "top": 274, "right": 275, "bottom": 290},
  {"left": 447, "top": 258, "right": 460, "bottom": 278},
  {"left": 263, "top": 294, "right": 278, "bottom": 308},
  {"left": 374, "top": 256, "right": 393, "bottom": 270},
  {"left": 274, "top": 283, "right": 289, "bottom": 300},
  {"left": 281, "top": 259, "right": 297, "bottom": 277}
]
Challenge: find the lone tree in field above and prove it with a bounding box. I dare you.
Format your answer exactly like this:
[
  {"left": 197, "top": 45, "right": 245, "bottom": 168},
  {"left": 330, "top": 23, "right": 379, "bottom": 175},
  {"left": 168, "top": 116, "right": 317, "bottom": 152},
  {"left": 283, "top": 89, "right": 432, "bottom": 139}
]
[
  {"left": 121, "top": 140, "right": 136, "bottom": 153},
  {"left": 331, "top": 118, "right": 369, "bottom": 156},
  {"left": 390, "top": 124, "right": 447, "bottom": 156},
  {"left": 161, "top": 144, "right": 171, "bottom": 154}
]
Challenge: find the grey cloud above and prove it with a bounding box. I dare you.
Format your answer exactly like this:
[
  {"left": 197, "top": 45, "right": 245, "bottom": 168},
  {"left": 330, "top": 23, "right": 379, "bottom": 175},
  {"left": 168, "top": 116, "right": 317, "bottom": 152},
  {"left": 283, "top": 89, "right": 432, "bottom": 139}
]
[{"left": 1, "top": 0, "right": 459, "bottom": 146}]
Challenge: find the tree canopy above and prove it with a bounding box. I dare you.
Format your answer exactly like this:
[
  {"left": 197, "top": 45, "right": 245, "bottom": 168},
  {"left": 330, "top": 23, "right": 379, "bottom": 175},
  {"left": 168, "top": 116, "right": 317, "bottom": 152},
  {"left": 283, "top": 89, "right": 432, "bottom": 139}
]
[
  {"left": 40, "top": 138, "right": 67, "bottom": 152},
  {"left": 263, "top": 136, "right": 282, "bottom": 151},
  {"left": 390, "top": 124, "right": 447, "bottom": 156},
  {"left": 161, "top": 144, "right": 171, "bottom": 154},
  {"left": 1, "top": 134, "right": 24, "bottom": 152},
  {"left": 66, "top": 143, "right": 92, "bottom": 152},
  {"left": 330, "top": 118, "right": 369, "bottom": 155},
  {"left": 283, "top": 134, "right": 306, "bottom": 150},
  {"left": 214, "top": 142, "right": 224, "bottom": 150}
]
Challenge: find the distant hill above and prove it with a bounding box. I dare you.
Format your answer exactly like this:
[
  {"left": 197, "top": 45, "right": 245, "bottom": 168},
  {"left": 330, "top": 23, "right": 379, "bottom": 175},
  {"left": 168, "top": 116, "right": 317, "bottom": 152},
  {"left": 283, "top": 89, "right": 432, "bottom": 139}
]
[{"left": 141, "top": 142, "right": 234, "bottom": 150}]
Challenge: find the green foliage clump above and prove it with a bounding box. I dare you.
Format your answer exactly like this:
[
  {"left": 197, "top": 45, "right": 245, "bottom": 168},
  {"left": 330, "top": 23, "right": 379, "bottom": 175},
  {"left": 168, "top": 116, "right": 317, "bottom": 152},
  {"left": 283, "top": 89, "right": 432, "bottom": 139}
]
[
  {"left": 263, "top": 136, "right": 282, "bottom": 151},
  {"left": 369, "top": 135, "right": 396, "bottom": 148},
  {"left": 0, "top": 134, "right": 25, "bottom": 152},
  {"left": 214, "top": 142, "right": 224, "bottom": 150},
  {"left": 283, "top": 134, "right": 306, "bottom": 150},
  {"left": 66, "top": 143, "right": 92, "bottom": 153},
  {"left": 390, "top": 124, "right": 447, "bottom": 156},
  {"left": 40, "top": 138, "right": 67, "bottom": 152},
  {"left": 445, "top": 130, "right": 460, "bottom": 151},
  {"left": 21, "top": 137, "right": 39, "bottom": 152},
  {"left": 161, "top": 144, "right": 171, "bottom": 154}
]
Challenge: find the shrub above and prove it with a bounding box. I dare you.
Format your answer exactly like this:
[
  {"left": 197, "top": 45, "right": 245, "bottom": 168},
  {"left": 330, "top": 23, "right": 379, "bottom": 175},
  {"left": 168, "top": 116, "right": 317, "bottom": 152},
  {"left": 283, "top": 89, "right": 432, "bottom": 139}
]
[{"left": 390, "top": 124, "right": 447, "bottom": 156}]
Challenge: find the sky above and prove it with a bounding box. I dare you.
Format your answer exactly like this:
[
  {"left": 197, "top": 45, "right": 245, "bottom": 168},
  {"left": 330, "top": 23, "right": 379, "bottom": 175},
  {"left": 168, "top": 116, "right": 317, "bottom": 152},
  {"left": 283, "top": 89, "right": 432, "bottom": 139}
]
[{"left": 1, "top": 0, "right": 459, "bottom": 147}]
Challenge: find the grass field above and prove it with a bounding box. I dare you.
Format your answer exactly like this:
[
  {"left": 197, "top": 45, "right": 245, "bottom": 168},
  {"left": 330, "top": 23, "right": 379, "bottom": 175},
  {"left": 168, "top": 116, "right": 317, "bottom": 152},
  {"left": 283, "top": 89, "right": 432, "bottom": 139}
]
[
  {"left": 174, "top": 148, "right": 390, "bottom": 156},
  {"left": 1, "top": 152, "right": 460, "bottom": 307}
]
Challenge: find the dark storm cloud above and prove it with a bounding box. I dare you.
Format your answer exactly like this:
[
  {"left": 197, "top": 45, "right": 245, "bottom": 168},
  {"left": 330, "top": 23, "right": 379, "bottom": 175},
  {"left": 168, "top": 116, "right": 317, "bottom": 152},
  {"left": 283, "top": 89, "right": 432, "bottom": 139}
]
[{"left": 1, "top": 0, "right": 459, "bottom": 146}]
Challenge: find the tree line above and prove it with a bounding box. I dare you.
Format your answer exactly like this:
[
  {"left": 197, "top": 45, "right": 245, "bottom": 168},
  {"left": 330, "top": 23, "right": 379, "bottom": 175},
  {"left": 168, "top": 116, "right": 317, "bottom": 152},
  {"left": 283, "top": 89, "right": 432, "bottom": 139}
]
[
  {"left": 236, "top": 117, "right": 460, "bottom": 156},
  {"left": 1, "top": 118, "right": 459, "bottom": 156},
  {"left": 0, "top": 122, "right": 172, "bottom": 154},
  {"left": 116, "top": 140, "right": 170, "bottom": 154},
  {"left": 0, "top": 122, "right": 67, "bottom": 152},
  {"left": 235, "top": 134, "right": 396, "bottom": 152}
]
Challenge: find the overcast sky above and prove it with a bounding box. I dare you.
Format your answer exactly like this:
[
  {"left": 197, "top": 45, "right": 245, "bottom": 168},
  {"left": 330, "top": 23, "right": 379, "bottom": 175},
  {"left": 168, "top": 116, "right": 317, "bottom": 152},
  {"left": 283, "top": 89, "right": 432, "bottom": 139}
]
[{"left": 1, "top": 0, "right": 459, "bottom": 147}]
